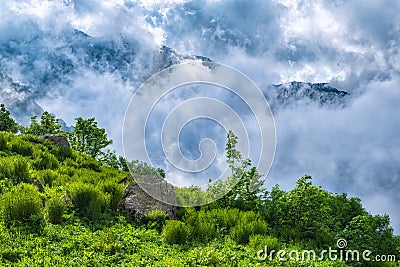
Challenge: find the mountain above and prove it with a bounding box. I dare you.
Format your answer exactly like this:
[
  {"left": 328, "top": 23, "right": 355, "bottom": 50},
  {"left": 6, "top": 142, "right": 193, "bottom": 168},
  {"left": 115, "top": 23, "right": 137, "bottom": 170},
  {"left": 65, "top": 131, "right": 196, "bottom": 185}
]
[{"left": 266, "top": 81, "right": 350, "bottom": 111}]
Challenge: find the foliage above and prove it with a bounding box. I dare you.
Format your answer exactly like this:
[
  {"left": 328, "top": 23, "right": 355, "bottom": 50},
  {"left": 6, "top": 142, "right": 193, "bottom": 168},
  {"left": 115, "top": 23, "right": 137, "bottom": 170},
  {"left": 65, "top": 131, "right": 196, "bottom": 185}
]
[
  {"left": 0, "top": 110, "right": 397, "bottom": 266},
  {"left": 207, "top": 130, "right": 265, "bottom": 210},
  {"left": 145, "top": 210, "right": 167, "bottom": 232},
  {"left": 45, "top": 198, "right": 66, "bottom": 224},
  {"left": 162, "top": 220, "right": 189, "bottom": 245},
  {"left": 0, "top": 183, "right": 43, "bottom": 225},
  {"left": 32, "top": 150, "right": 59, "bottom": 170},
  {"left": 0, "top": 104, "right": 18, "bottom": 133},
  {"left": 24, "top": 111, "right": 63, "bottom": 136},
  {"left": 0, "top": 156, "right": 31, "bottom": 184},
  {"left": 69, "top": 117, "right": 112, "bottom": 158},
  {"left": 68, "top": 182, "right": 110, "bottom": 219}
]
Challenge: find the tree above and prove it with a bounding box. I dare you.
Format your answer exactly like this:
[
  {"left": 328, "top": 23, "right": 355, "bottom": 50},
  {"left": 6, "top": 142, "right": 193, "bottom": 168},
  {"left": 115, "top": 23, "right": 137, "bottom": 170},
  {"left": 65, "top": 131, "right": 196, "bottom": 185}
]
[
  {"left": 25, "top": 111, "right": 62, "bottom": 135},
  {"left": 0, "top": 104, "right": 18, "bottom": 133},
  {"left": 208, "top": 130, "right": 265, "bottom": 210},
  {"left": 69, "top": 117, "right": 112, "bottom": 158}
]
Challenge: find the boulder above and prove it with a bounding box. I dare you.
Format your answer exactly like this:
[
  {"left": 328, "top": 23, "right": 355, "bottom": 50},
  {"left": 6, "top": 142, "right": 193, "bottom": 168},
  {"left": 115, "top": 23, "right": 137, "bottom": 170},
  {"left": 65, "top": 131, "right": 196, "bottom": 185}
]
[
  {"left": 119, "top": 175, "right": 177, "bottom": 220},
  {"left": 41, "top": 135, "right": 70, "bottom": 149}
]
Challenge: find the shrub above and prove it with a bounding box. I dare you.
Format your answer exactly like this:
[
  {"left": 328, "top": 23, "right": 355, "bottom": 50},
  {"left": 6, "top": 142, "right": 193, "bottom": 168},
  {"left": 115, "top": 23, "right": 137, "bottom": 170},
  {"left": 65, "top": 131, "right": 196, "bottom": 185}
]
[
  {"left": 0, "top": 156, "right": 31, "bottom": 184},
  {"left": 0, "top": 133, "right": 8, "bottom": 151},
  {"left": 162, "top": 220, "right": 189, "bottom": 245},
  {"left": 100, "top": 181, "right": 124, "bottom": 211},
  {"left": 32, "top": 150, "right": 59, "bottom": 170},
  {"left": 9, "top": 139, "right": 33, "bottom": 156},
  {"left": 69, "top": 182, "right": 110, "bottom": 219},
  {"left": 146, "top": 210, "right": 167, "bottom": 232},
  {"left": 46, "top": 198, "right": 66, "bottom": 224},
  {"left": 184, "top": 209, "right": 216, "bottom": 242},
  {"left": 35, "top": 170, "right": 59, "bottom": 187},
  {"left": 1, "top": 183, "right": 43, "bottom": 225},
  {"left": 230, "top": 211, "right": 268, "bottom": 244},
  {"left": 248, "top": 235, "right": 280, "bottom": 252}
]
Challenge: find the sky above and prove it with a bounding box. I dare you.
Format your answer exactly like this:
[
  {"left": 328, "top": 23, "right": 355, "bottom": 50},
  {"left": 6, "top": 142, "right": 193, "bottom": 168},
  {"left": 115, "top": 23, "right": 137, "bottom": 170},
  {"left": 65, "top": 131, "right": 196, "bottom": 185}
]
[{"left": 0, "top": 0, "right": 399, "bottom": 232}]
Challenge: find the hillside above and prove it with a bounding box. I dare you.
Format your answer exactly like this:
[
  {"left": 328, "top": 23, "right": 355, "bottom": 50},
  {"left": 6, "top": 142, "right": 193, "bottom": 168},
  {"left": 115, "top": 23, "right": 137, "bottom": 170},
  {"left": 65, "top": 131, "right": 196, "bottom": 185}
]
[{"left": 0, "top": 113, "right": 398, "bottom": 266}]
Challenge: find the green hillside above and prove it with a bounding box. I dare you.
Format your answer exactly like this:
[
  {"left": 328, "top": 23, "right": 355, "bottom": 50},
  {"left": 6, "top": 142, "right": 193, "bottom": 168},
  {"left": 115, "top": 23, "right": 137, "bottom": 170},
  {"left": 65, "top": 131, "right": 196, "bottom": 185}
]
[{"left": 0, "top": 105, "right": 398, "bottom": 266}]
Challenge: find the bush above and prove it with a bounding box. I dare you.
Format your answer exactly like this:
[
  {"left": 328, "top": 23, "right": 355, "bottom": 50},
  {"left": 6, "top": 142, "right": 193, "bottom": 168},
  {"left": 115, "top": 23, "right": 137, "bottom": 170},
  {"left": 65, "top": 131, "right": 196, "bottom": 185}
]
[
  {"left": 146, "top": 210, "right": 167, "bottom": 232},
  {"left": 248, "top": 235, "right": 280, "bottom": 252},
  {"left": 69, "top": 182, "right": 110, "bottom": 219},
  {"left": 32, "top": 150, "right": 59, "bottom": 170},
  {"left": 162, "top": 220, "right": 189, "bottom": 245},
  {"left": 9, "top": 139, "right": 33, "bottom": 156},
  {"left": 100, "top": 181, "right": 124, "bottom": 211},
  {"left": 0, "top": 156, "right": 31, "bottom": 184},
  {"left": 0, "top": 133, "right": 8, "bottom": 151},
  {"left": 46, "top": 198, "right": 66, "bottom": 224},
  {"left": 34, "top": 170, "right": 59, "bottom": 187},
  {"left": 1, "top": 183, "right": 43, "bottom": 225},
  {"left": 184, "top": 209, "right": 216, "bottom": 242},
  {"left": 230, "top": 211, "right": 268, "bottom": 244}
]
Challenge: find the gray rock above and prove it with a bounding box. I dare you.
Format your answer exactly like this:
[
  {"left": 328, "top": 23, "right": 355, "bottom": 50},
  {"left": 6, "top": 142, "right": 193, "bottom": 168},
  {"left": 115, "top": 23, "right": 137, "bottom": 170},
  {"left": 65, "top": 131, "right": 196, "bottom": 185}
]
[
  {"left": 41, "top": 135, "right": 70, "bottom": 149},
  {"left": 119, "top": 175, "right": 177, "bottom": 220}
]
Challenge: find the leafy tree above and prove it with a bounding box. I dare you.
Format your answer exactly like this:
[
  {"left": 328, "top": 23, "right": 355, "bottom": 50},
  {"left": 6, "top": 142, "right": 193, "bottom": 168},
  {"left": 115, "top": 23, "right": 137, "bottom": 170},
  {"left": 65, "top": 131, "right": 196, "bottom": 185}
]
[
  {"left": 0, "top": 104, "right": 18, "bottom": 133},
  {"left": 24, "top": 111, "right": 62, "bottom": 135},
  {"left": 69, "top": 117, "right": 112, "bottom": 158},
  {"left": 208, "top": 130, "right": 265, "bottom": 210}
]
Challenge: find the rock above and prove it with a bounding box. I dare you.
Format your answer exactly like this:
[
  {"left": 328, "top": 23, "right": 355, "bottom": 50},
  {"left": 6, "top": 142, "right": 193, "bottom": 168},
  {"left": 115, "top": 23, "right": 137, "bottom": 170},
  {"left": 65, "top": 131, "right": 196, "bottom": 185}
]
[
  {"left": 33, "top": 180, "right": 44, "bottom": 193},
  {"left": 119, "top": 175, "right": 177, "bottom": 220},
  {"left": 41, "top": 135, "right": 70, "bottom": 149}
]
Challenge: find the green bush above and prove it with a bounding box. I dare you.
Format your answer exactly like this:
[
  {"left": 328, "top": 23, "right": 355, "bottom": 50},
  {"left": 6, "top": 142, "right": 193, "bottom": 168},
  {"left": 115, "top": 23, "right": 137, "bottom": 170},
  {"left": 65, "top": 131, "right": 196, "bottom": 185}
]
[
  {"left": 100, "top": 181, "right": 124, "bottom": 211},
  {"left": 34, "top": 169, "right": 59, "bottom": 187},
  {"left": 46, "top": 198, "right": 66, "bottom": 224},
  {"left": 162, "top": 220, "right": 189, "bottom": 245},
  {"left": 69, "top": 182, "right": 110, "bottom": 219},
  {"left": 184, "top": 209, "right": 216, "bottom": 242},
  {"left": 32, "top": 150, "right": 59, "bottom": 170},
  {"left": 0, "top": 156, "right": 31, "bottom": 184},
  {"left": 248, "top": 235, "right": 280, "bottom": 252},
  {"left": 146, "top": 210, "right": 167, "bottom": 232},
  {"left": 0, "top": 133, "right": 8, "bottom": 151},
  {"left": 9, "top": 139, "right": 33, "bottom": 156},
  {"left": 230, "top": 211, "right": 268, "bottom": 244},
  {"left": 0, "top": 183, "right": 43, "bottom": 225}
]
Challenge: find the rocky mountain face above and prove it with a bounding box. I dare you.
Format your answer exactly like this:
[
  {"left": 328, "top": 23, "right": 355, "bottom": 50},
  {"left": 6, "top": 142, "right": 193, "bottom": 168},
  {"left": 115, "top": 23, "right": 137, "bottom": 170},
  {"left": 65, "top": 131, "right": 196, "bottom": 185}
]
[
  {"left": 0, "top": 29, "right": 349, "bottom": 125},
  {"left": 266, "top": 81, "right": 350, "bottom": 111}
]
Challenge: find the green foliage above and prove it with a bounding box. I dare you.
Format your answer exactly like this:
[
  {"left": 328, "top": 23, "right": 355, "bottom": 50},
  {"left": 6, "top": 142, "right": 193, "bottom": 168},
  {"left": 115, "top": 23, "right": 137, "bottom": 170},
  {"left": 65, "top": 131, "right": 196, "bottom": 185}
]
[
  {"left": 338, "top": 214, "right": 398, "bottom": 263},
  {"left": 230, "top": 211, "right": 268, "bottom": 244},
  {"left": 34, "top": 169, "right": 59, "bottom": 187},
  {"left": 175, "top": 185, "right": 210, "bottom": 206},
  {"left": 0, "top": 104, "right": 18, "bottom": 133},
  {"left": 0, "top": 183, "right": 43, "bottom": 225},
  {"left": 248, "top": 234, "right": 281, "bottom": 252},
  {"left": 24, "top": 111, "right": 63, "bottom": 136},
  {"left": 46, "top": 198, "right": 66, "bottom": 224},
  {"left": 162, "top": 220, "right": 189, "bottom": 245},
  {"left": 100, "top": 180, "right": 124, "bottom": 211},
  {"left": 9, "top": 139, "right": 34, "bottom": 156},
  {"left": 145, "top": 210, "right": 167, "bottom": 232},
  {"left": 207, "top": 130, "right": 265, "bottom": 210},
  {"left": 32, "top": 150, "right": 59, "bottom": 170},
  {"left": 68, "top": 182, "right": 110, "bottom": 219},
  {"left": 0, "top": 156, "right": 31, "bottom": 184},
  {"left": 128, "top": 160, "right": 165, "bottom": 180},
  {"left": 69, "top": 117, "right": 112, "bottom": 158}
]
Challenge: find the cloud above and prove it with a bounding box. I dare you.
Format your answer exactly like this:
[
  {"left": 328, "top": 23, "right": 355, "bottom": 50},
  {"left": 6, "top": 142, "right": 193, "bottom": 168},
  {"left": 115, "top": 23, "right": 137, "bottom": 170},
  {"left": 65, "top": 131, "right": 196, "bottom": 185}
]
[{"left": 0, "top": 0, "right": 399, "bottom": 232}]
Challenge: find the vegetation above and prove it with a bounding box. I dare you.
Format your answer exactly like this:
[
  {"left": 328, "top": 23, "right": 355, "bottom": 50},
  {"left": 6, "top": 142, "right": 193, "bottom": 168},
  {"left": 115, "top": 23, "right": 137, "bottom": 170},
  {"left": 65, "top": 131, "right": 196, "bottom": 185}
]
[{"left": 0, "top": 104, "right": 398, "bottom": 266}]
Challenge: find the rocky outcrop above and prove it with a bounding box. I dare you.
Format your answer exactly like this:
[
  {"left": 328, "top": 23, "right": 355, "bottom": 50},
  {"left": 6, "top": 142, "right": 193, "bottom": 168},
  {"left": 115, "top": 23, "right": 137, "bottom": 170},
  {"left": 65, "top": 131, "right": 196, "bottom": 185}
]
[
  {"left": 41, "top": 135, "right": 70, "bottom": 149},
  {"left": 119, "top": 175, "right": 177, "bottom": 220}
]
